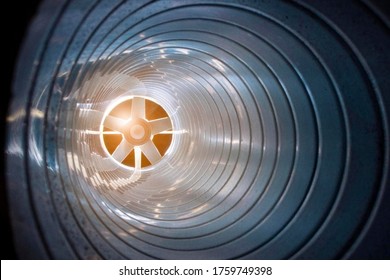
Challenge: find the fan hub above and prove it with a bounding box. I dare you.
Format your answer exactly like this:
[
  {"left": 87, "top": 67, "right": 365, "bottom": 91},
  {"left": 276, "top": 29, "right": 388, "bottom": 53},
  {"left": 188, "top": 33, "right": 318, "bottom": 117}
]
[{"left": 124, "top": 118, "right": 151, "bottom": 146}]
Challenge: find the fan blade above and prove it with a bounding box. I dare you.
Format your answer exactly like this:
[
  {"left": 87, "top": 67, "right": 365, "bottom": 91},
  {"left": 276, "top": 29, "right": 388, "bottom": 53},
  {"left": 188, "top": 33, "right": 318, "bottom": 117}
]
[
  {"left": 149, "top": 117, "right": 172, "bottom": 135},
  {"left": 131, "top": 97, "right": 145, "bottom": 119},
  {"left": 140, "top": 140, "right": 161, "bottom": 164},
  {"left": 134, "top": 147, "right": 142, "bottom": 170},
  {"left": 104, "top": 115, "right": 127, "bottom": 132},
  {"left": 112, "top": 139, "right": 134, "bottom": 162}
]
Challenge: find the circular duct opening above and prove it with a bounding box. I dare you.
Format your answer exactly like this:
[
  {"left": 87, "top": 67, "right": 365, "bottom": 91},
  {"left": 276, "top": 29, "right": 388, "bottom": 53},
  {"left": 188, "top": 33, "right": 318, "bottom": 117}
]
[{"left": 101, "top": 97, "right": 173, "bottom": 169}]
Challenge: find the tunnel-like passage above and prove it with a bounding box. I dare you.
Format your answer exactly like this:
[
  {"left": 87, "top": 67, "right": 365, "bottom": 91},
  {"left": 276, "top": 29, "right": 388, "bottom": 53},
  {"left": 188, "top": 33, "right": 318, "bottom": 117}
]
[{"left": 6, "top": 0, "right": 390, "bottom": 259}]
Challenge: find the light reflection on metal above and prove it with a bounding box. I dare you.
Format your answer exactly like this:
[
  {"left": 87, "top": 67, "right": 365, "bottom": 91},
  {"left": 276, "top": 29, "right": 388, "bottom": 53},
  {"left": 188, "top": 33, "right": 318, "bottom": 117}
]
[{"left": 5, "top": 0, "right": 389, "bottom": 260}]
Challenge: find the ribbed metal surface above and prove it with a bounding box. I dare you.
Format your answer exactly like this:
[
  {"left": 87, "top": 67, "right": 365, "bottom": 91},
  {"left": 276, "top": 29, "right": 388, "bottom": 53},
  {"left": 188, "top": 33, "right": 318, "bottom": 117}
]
[{"left": 6, "top": 0, "right": 389, "bottom": 259}]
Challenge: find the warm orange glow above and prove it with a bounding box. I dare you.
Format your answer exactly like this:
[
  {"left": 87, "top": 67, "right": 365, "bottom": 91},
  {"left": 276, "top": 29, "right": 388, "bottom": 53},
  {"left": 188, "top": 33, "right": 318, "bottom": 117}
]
[{"left": 103, "top": 99, "right": 172, "bottom": 168}]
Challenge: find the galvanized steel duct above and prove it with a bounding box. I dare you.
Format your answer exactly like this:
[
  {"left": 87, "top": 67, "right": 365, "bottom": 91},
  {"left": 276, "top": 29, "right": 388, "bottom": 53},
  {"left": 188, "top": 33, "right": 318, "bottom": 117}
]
[{"left": 6, "top": 0, "right": 390, "bottom": 259}]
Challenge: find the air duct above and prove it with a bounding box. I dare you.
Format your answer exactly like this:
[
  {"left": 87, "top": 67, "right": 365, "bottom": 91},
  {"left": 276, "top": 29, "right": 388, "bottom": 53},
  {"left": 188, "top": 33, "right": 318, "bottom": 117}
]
[{"left": 6, "top": 0, "right": 390, "bottom": 259}]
